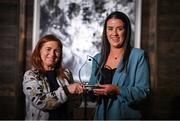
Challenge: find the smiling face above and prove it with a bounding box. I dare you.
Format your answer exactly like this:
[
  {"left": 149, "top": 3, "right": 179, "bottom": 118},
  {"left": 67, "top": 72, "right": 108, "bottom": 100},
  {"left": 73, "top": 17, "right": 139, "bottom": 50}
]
[
  {"left": 106, "top": 18, "right": 125, "bottom": 48},
  {"left": 40, "top": 41, "right": 61, "bottom": 70}
]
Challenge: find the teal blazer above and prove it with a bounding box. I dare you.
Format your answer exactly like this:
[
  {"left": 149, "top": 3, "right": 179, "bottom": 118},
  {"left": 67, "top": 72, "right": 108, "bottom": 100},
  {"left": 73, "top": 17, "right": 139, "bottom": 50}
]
[{"left": 88, "top": 48, "right": 150, "bottom": 120}]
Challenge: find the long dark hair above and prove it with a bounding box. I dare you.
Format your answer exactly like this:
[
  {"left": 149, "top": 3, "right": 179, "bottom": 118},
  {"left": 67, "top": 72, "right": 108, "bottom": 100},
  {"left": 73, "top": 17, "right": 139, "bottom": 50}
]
[
  {"left": 97, "top": 11, "right": 132, "bottom": 74},
  {"left": 30, "top": 34, "right": 67, "bottom": 80}
]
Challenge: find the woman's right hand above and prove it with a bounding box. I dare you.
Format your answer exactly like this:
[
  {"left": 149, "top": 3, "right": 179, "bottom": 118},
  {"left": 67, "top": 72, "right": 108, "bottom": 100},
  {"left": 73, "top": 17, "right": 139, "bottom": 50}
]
[{"left": 67, "top": 83, "right": 85, "bottom": 94}]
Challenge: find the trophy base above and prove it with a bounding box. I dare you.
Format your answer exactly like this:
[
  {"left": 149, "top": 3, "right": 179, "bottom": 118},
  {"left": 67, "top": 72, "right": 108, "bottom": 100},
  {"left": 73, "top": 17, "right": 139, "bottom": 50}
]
[{"left": 85, "top": 85, "right": 100, "bottom": 90}]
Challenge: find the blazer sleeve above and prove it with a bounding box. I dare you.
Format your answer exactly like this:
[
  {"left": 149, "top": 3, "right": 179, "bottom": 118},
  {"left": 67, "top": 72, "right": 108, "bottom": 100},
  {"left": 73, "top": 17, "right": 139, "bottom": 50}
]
[
  {"left": 23, "top": 70, "right": 68, "bottom": 110},
  {"left": 119, "top": 49, "right": 150, "bottom": 105}
]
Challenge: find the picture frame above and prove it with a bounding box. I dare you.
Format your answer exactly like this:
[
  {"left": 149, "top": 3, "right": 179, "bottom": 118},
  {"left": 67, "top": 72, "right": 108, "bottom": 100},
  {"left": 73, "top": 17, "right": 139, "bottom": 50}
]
[{"left": 32, "top": 0, "right": 142, "bottom": 81}]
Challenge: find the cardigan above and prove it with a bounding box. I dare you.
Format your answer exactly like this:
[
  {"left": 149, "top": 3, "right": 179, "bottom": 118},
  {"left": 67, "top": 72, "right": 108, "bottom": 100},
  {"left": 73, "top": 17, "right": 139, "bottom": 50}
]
[
  {"left": 23, "top": 69, "right": 75, "bottom": 120},
  {"left": 88, "top": 48, "right": 150, "bottom": 120}
]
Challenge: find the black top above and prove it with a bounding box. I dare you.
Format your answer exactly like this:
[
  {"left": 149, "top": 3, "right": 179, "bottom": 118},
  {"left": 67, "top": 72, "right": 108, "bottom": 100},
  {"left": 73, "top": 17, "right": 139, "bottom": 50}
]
[
  {"left": 99, "top": 67, "right": 116, "bottom": 120},
  {"left": 46, "top": 70, "right": 59, "bottom": 91},
  {"left": 45, "top": 70, "right": 69, "bottom": 120},
  {"left": 100, "top": 67, "right": 116, "bottom": 84}
]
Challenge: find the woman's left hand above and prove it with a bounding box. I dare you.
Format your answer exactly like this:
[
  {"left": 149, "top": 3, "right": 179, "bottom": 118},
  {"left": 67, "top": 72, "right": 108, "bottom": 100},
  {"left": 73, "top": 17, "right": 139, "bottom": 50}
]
[{"left": 93, "top": 84, "right": 120, "bottom": 96}]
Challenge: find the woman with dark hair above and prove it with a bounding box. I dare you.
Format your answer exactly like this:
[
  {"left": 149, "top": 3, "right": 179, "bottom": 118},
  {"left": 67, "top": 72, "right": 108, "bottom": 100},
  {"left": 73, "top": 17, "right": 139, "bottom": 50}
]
[
  {"left": 23, "top": 34, "right": 84, "bottom": 120},
  {"left": 88, "top": 11, "right": 150, "bottom": 120}
]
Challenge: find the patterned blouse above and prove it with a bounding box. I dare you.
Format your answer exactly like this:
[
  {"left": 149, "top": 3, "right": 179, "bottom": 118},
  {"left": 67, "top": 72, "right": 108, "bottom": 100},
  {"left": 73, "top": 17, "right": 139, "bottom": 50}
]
[{"left": 23, "top": 69, "right": 73, "bottom": 120}]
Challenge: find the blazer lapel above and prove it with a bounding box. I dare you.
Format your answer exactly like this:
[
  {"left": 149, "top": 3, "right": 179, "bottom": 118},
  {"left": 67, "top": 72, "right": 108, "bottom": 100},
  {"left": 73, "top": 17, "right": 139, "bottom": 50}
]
[
  {"left": 108, "top": 62, "right": 127, "bottom": 110},
  {"left": 112, "top": 60, "right": 127, "bottom": 86}
]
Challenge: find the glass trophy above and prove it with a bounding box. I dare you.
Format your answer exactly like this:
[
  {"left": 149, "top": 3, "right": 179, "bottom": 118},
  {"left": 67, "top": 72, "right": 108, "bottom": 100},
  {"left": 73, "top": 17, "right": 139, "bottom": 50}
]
[
  {"left": 78, "top": 55, "right": 99, "bottom": 119},
  {"left": 78, "top": 55, "right": 99, "bottom": 90}
]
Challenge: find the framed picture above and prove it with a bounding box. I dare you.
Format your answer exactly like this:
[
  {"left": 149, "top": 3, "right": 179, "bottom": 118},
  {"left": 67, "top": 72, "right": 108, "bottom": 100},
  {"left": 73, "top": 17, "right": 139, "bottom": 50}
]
[{"left": 33, "top": 0, "right": 142, "bottom": 82}]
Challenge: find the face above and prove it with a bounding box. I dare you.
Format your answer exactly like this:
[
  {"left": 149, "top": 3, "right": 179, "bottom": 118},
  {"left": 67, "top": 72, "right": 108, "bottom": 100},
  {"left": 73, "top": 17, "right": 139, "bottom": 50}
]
[
  {"left": 106, "top": 18, "right": 125, "bottom": 48},
  {"left": 40, "top": 41, "right": 61, "bottom": 70}
]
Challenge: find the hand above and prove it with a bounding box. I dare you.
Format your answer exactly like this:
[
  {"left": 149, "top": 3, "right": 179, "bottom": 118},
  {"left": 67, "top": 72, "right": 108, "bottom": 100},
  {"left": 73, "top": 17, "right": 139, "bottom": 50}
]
[
  {"left": 67, "top": 83, "right": 85, "bottom": 94},
  {"left": 93, "top": 84, "right": 120, "bottom": 96}
]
